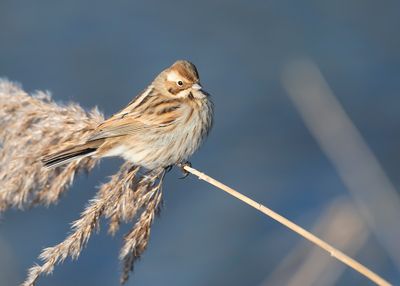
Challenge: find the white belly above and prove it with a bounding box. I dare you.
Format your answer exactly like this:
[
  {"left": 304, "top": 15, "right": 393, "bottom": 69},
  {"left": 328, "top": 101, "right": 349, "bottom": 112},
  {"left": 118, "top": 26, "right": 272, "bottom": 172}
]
[{"left": 104, "top": 100, "right": 212, "bottom": 169}]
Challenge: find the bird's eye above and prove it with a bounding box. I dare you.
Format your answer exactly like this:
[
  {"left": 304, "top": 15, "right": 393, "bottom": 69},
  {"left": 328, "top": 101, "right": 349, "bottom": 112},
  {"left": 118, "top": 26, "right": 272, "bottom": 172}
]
[{"left": 177, "top": 80, "right": 183, "bottom": 86}]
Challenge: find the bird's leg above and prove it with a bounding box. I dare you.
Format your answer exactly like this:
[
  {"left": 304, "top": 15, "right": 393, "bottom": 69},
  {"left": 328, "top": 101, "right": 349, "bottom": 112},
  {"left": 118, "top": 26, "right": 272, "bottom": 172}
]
[
  {"left": 177, "top": 161, "right": 192, "bottom": 179},
  {"left": 164, "top": 165, "right": 173, "bottom": 173}
]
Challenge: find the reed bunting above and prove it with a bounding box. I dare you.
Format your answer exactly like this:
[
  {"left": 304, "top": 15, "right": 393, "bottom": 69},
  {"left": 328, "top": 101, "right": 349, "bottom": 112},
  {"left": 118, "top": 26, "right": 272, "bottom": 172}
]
[{"left": 43, "top": 60, "right": 213, "bottom": 169}]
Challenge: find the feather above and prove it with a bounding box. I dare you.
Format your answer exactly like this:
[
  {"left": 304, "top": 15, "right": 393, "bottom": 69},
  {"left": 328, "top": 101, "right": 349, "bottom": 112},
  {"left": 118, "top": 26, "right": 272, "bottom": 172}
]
[{"left": 42, "top": 140, "right": 103, "bottom": 167}]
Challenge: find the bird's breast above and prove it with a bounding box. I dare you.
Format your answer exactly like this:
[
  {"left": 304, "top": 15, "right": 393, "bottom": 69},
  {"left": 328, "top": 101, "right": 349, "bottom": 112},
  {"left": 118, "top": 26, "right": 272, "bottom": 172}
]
[{"left": 109, "top": 98, "right": 213, "bottom": 169}]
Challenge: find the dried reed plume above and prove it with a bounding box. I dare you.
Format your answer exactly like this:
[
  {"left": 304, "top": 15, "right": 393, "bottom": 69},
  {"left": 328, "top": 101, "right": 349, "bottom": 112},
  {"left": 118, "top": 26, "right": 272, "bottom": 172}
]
[
  {"left": 0, "top": 79, "right": 391, "bottom": 286},
  {"left": 0, "top": 79, "right": 164, "bottom": 285},
  {"left": 0, "top": 79, "right": 102, "bottom": 211}
]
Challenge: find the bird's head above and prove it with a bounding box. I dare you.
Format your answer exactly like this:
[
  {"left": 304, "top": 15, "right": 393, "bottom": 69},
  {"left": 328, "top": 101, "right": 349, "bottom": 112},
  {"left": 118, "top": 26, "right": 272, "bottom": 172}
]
[{"left": 154, "top": 60, "right": 207, "bottom": 99}]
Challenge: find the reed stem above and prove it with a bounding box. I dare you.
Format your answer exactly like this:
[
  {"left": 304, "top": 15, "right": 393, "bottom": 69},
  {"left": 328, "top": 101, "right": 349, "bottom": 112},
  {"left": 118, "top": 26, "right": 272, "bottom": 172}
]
[{"left": 183, "top": 165, "right": 391, "bottom": 286}]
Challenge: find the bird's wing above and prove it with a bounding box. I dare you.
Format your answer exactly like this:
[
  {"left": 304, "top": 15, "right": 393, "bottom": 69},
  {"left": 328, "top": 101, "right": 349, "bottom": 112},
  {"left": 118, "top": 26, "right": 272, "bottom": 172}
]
[{"left": 87, "top": 106, "right": 181, "bottom": 141}]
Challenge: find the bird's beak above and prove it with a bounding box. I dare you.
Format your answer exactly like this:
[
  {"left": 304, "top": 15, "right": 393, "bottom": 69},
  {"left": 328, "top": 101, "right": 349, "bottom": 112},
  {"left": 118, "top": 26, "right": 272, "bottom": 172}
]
[{"left": 192, "top": 83, "right": 202, "bottom": 90}]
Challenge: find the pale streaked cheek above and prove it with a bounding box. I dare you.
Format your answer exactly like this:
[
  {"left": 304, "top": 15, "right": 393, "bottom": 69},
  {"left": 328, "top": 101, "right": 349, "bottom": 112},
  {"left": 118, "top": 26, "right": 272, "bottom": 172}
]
[
  {"left": 172, "top": 88, "right": 207, "bottom": 99},
  {"left": 175, "top": 89, "right": 191, "bottom": 98}
]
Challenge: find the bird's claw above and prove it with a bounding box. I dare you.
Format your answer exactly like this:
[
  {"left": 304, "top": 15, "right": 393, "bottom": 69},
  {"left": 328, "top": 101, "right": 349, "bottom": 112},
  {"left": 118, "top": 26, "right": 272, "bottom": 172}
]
[
  {"left": 178, "top": 161, "right": 192, "bottom": 179},
  {"left": 164, "top": 165, "right": 173, "bottom": 173}
]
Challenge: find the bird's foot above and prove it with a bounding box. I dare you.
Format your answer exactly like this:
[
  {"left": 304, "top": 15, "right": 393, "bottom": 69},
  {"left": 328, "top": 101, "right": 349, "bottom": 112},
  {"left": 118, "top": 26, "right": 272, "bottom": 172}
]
[
  {"left": 164, "top": 165, "right": 173, "bottom": 173},
  {"left": 177, "top": 161, "right": 192, "bottom": 179}
]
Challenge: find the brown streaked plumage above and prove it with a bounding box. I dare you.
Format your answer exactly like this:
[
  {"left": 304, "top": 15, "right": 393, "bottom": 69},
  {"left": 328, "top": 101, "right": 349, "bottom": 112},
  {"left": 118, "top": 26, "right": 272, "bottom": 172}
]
[{"left": 42, "top": 60, "right": 214, "bottom": 169}]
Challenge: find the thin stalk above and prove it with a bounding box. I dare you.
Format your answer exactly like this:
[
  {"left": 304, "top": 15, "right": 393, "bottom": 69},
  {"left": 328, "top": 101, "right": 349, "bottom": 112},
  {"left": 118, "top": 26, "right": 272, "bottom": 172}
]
[{"left": 183, "top": 165, "right": 391, "bottom": 286}]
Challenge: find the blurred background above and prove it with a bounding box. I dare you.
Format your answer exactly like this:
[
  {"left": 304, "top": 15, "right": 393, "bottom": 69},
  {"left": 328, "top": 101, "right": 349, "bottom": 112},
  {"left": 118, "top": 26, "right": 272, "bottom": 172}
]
[{"left": 1, "top": 0, "right": 400, "bottom": 285}]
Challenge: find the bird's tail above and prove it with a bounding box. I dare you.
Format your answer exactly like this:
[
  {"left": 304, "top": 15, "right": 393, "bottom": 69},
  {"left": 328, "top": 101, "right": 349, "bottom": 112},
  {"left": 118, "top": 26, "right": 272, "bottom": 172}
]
[{"left": 42, "top": 141, "right": 102, "bottom": 168}]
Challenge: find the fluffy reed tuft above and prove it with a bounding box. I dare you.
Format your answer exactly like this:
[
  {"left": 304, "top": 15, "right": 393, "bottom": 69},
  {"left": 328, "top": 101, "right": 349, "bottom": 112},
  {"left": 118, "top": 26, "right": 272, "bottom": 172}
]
[
  {"left": 0, "top": 79, "right": 102, "bottom": 211},
  {"left": 0, "top": 79, "right": 165, "bottom": 285}
]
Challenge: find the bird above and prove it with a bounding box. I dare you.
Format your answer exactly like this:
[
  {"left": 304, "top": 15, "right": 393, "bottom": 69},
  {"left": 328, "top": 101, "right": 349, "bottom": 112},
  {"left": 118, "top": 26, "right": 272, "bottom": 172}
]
[{"left": 42, "top": 60, "right": 214, "bottom": 170}]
